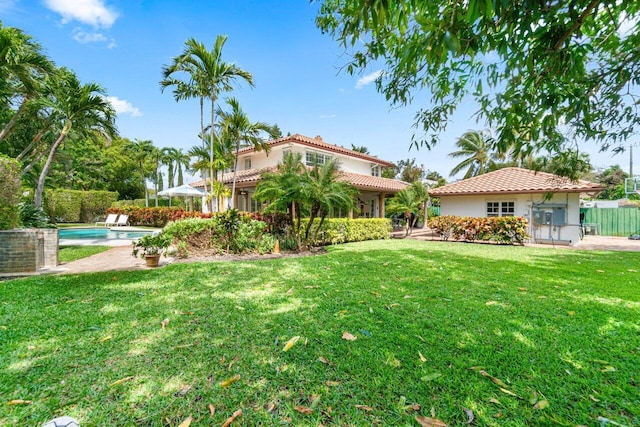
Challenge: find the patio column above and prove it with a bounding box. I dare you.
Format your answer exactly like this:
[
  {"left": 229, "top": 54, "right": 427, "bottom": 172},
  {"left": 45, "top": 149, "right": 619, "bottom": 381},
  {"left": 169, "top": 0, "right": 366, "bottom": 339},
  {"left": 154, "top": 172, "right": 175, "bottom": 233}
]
[{"left": 379, "top": 193, "right": 386, "bottom": 218}]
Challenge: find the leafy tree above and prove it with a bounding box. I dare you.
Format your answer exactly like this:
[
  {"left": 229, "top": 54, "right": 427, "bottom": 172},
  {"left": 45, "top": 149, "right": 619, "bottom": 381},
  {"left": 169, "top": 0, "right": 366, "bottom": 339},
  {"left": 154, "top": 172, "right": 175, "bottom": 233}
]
[
  {"left": 254, "top": 153, "right": 357, "bottom": 248},
  {"left": 595, "top": 165, "right": 637, "bottom": 200},
  {"left": 387, "top": 181, "right": 429, "bottom": 237},
  {"left": 425, "top": 170, "right": 446, "bottom": 188},
  {"left": 449, "top": 130, "right": 497, "bottom": 178},
  {"left": 124, "top": 139, "right": 156, "bottom": 207},
  {"left": 397, "top": 158, "right": 426, "bottom": 183},
  {"left": 161, "top": 35, "right": 254, "bottom": 211},
  {"left": 317, "top": 1, "right": 640, "bottom": 167},
  {"left": 350, "top": 144, "right": 370, "bottom": 154},
  {"left": 0, "top": 22, "right": 55, "bottom": 142},
  {"left": 217, "top": 97, "right": 278, "bottom": 207},
  {"left": 33, "top": 67, "right": 116, "bottom": 207}
]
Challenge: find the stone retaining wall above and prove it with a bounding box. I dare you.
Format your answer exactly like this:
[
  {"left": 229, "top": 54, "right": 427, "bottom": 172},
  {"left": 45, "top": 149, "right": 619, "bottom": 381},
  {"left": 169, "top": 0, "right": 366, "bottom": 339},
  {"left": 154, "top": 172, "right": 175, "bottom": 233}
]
[{"left": 0, "top": 229, "right": 59, "bottom": 274}]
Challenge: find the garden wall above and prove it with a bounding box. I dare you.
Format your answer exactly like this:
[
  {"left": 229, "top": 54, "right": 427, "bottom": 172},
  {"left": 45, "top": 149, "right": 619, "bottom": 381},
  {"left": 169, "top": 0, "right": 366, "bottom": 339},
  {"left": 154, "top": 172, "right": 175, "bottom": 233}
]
[{"left": 0, "top": 229, "right": 58, "bottom": 274}]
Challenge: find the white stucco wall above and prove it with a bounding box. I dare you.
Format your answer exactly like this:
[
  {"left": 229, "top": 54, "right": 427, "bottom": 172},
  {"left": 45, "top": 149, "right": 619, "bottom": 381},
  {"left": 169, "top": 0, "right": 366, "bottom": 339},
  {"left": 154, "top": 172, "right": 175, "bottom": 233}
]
[
  {"left": 238, "top": 144, "right": 381, "bottom": 175},
  {"left": 439, "top": 192, "right": 582, "bottom": 245}
]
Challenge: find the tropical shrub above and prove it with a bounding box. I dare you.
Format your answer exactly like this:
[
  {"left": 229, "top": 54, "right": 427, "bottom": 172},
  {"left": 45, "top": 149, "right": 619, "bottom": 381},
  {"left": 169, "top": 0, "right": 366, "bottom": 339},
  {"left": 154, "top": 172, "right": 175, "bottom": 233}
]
[
  {"left": 301, "top": 218, "right": 392, "bottom": 246},
  {"left": 19, "top": 203, "right": 53, "bottom": 228},
  {"left": 107, "top": 206, "right": 212, "bottom": 227},
  {"left": 0, "top": 155, "right": 21, "bottom": 230},
  {"left": 162, "top": 213, "right": 275, "bottom": 256},
  {"left": 428, "top": 215, "right": 528, "bottom": 245}
]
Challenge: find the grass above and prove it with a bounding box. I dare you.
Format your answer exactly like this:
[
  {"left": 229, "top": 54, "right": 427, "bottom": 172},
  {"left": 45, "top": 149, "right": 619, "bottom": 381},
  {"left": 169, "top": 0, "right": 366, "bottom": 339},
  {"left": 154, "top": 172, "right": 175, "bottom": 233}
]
[
  {"left": 0, "top": 239, "right": 638, "bottom": 426},
  {"left": 58, "top": 246, "right": 111, "bottom": 263}
]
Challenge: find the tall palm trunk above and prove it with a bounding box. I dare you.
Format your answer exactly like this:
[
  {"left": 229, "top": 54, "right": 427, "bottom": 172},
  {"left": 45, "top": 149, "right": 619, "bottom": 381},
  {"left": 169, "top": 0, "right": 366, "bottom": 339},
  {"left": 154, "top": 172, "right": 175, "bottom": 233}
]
[
  {"left": 34, "top": 120, "right": 71, "bottom": 207},
  {"left": 209, "top": 96, "right": 217, "bottom": 211},
  {"left": 0, "top": 96, "right": 29, "bottom": 142},
  {"left": 230, "top": 140, "right": 240, "bottom": 209}
]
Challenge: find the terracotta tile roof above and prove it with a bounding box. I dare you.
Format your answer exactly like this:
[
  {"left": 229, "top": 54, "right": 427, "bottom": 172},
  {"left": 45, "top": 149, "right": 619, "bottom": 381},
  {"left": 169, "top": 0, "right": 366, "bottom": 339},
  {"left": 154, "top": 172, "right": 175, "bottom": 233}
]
[
  {"left": 191, "top": 168, "right": 408, "bottom": 193},
  {"left": 429, "top": 167, "right": 605, "bottom": 196},
  {"left": 238, "top": 133, "right": 395, "bottom": 168},
  {"left": 338, "top": 171, "right": 409, "bottom": 192}
]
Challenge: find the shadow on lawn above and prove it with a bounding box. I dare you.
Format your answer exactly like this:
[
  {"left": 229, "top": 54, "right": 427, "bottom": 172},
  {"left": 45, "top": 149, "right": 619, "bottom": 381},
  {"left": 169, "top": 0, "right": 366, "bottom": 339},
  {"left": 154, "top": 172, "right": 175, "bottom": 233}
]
[{"left": 1, "top": 241, "right": 638, "bottom": 426}]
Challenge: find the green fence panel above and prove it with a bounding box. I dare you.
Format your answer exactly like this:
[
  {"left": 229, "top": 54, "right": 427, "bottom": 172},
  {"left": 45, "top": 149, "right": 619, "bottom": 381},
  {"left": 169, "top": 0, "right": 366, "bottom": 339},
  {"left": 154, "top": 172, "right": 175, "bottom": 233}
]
[{"left": 580, "top": 207, "right": 640, "bottom": 236}]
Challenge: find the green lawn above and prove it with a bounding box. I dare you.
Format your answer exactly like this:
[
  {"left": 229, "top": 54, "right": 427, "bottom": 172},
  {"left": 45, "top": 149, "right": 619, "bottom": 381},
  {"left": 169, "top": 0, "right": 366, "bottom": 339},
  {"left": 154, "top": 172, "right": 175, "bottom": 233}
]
[
  {"left": 1, "top": 240, "right": 638, "bottom": 426},
  {"left": 59, "top": 246, "right": 111, "bottom": 263}
]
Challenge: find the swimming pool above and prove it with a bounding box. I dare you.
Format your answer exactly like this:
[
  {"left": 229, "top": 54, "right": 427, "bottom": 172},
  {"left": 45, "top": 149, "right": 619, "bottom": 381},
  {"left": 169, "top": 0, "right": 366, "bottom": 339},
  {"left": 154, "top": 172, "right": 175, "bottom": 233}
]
[{"left": 59, "top": 228, "right": 154, "bottom": 240}]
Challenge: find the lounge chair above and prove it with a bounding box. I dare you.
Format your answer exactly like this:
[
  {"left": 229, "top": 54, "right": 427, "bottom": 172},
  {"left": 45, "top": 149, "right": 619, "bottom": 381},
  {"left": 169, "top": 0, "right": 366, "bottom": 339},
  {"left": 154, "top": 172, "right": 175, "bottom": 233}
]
[
  {"left": 95, "top": 213, "right": 118, "bottom": 227},
  {"left": 114, "top": 214, "right": 130, "bottom": 226}
]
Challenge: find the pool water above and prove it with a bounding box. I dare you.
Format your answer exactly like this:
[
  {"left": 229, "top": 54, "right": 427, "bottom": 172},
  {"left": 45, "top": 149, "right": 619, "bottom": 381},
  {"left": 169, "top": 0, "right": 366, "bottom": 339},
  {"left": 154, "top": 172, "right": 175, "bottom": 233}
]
[{"left": 59, "top": 228, "right": 153, "bottom": 240}]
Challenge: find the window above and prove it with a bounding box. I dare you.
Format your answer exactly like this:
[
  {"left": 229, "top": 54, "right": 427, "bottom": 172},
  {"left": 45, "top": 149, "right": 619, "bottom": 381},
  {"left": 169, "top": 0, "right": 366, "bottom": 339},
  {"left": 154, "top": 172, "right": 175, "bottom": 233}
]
[
  {"left": 487, "top": 201, "right": 515, "bottom": 217},
  {"left": 371, "top": 165, "right": 380, "bottom": 177},
  {"left": 305, "top": 151, "right": 331, "bottom": 166},
  {"left": 244, "top": 158, "right": 251, "bottom": 170}
]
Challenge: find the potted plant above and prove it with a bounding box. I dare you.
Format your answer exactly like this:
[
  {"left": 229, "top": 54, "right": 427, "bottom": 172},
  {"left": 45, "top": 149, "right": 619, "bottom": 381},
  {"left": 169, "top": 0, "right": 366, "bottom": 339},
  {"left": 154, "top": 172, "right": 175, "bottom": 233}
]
[{"left": 132, "top": 233, "right": 171, "bottom": 267}]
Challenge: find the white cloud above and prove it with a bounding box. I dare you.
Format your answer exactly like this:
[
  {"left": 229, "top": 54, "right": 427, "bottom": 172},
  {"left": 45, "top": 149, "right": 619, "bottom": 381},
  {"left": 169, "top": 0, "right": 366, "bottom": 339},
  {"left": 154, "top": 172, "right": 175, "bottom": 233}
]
[
  {"left": 72, "top": 28, "right": 116, "bottom": 47},
  {"left": 355, "top": 70, "right": 383, "bottom": 89},
  {"left": 106, "top": 96, "right": 142, "bottom": 117},
  {"left": 44, "top": 0, "right": 118, "bottom": 28}
]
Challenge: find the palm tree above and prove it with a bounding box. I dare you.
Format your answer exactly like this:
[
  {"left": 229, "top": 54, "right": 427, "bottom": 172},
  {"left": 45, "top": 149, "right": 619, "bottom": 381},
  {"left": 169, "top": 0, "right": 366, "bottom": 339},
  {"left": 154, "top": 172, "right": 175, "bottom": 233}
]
[
  {"left": 0, "top": 23, "right": 55, "bottom": 142},
  {"left": 124, "top": 139, "right": 156, "bottom": 207},
  {"left": 217, "top": 97, "right": 278, "bottom": 207},
  {"left": 386, "top": 181, "right": 429, "bottom": 236},
  {"left": 302, "top": 158, "right": 357, "bottom": 242},
  {"left": 449, "top": 130, "right": 497, "bottom": 179},
  {"left": 33, "top": 68, "right": 116, "bottom": 207},
  {"left": 161, "top": 147, "right": 179, "bottom": 189},
  {"left": 174, "top": 148, "right": 191, "bottom": 186},
  {"left": 161, "top": 35, "right": 254, "bottom": 211}
]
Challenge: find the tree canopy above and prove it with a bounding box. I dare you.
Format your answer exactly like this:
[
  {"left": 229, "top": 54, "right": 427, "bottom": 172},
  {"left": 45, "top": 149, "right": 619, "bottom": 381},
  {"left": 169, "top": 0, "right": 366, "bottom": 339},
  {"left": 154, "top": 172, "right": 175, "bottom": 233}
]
[{"left": 317, "top": 1, "right": 640, "bottom": 161}]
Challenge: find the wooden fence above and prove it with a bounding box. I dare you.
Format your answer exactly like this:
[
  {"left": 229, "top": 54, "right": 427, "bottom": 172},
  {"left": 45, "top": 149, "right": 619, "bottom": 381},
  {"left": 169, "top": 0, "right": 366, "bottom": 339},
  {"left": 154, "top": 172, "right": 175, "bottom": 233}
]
[{"left": 580, "top": 207, "right": 640, "bottom": 237}]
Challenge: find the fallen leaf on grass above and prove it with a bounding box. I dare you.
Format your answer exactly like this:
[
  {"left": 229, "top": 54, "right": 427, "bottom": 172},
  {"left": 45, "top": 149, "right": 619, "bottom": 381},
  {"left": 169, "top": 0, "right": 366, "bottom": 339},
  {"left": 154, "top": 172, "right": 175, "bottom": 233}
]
[
  {"left": 537, "top": 296, "right": 547, "bottom": 299},
  {"left": 601, "top": 366, "right": 616, "bottom": 372},
  {"left": 589, "top": 395, "right": 600, "bottom": 402},
  {"left": 405, "top": 404, "right": 421, "bottom": 412},
  {"left": 517, "top": 287, "right": 528, "bottom": 291},
  {"left": 596, "top": 270, "right": 604, "bottom": 273},
  {"left": 325, "top": 381, "right": 340, "bottom": 386},
  {"left": 462, "top": 407, "right": 474, "bottom": 424},
  {"left": 418, "top": 351, "right": 427, "bottom": 363},
  {"left": 385, "top": 303, "right": 400, "bottom": 310},
  {"left": 485, "top": 301, "right": 498, "bottom": 306},
  {"left": 421, "top": 372, "right": 442, "bottom": 382},
  {"left": 416, "top": 335, "right": 426, "bottom": 342},
  {"left": 109, "top": 376, "right": 134, "bottom": 387},
  {"left": 220, "top": 374, "right": 241, "bottom": 387},
  {"left": 228, "top": 356, "right": 239, "bottom": 371},
  {"left": 318, "top": 356, "right": 334, "bottom": 366},
  {"left": 489, "top": 398, "right": 502, "bottom": 405},
  {"left": 304, "top": 286, "right": 319, "bottom": 289},
  {"left": 342, "top": 331, "right": 357, "bottom": 341},
  {"left": 222, "top": 409, "right": 242, "bottom": 427},
  {"left": 492, "top": 411, "right": 503, "bottom": 418},
  {"left": 286, "top": 287, "right": 294, "bottom": 294},
  {"left": 355, "top": 404, "right": 373, "bottom": 411},
  {"left": 174, "top": 385, "right": 191, "bottom": 397},
  {"left": 161, "top": 318, "right": 169, "bottom": 329},
  {"left": 209, "top": 404, "right": 215, "bottom": 416},
  {"left": 499, "top": 387, "right": 519, "bottom": 397},
  {"left": 265, "top": 402, "right": 277, "bottom": 412},
  {"left": 98, "top": 335, "right": 111, "bottom": 342},
  {"left": 533, "top": 399, "right": 549, "bottom": 410},
  {"left": 479, "top": 370, "right": 508, "bottom": 388},
  {"left": 282, "top": 336, "right": 300, "bottom": 352},
  {"left": 415, "top": 415, "right": 447, "bottom": 426},
  {"left": 371, "top": 291, "right": 381, "bottom": 297},
  {"left": 6, "top": 400, "right": 33, "bottom": 405},
  {"left": 294, "top": 406, "right": 313, "bottom": 414},
  {"left": 177, "top": 416, "right": 192, "bottom": 427}
]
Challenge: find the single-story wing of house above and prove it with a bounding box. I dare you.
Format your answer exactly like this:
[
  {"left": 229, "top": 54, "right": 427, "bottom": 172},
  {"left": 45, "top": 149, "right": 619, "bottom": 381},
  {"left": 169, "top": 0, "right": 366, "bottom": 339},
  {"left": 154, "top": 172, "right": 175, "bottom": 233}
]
[
  {"left": 428, "top": 167, "right": 605, "bottom": 245},
  {"left": 191, "top": 133, "right": 408, "bottom": 218}
]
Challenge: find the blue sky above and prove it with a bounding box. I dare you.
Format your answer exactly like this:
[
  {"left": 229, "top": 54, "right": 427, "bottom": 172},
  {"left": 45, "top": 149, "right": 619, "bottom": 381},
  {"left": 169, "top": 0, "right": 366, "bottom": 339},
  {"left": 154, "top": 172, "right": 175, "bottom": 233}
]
[{"left": 1, "top": 0, "right": 635, "bottom": 181}]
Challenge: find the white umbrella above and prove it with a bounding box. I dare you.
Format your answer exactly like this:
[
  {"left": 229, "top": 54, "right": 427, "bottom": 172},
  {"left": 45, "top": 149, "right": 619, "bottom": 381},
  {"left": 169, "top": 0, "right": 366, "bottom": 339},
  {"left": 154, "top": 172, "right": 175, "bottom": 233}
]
[
  {"left": 158, "top": 184, "right": 205, "bottom": 197},
  {"left": 158, "top": 184, "right": 205, "bottom": 211}
]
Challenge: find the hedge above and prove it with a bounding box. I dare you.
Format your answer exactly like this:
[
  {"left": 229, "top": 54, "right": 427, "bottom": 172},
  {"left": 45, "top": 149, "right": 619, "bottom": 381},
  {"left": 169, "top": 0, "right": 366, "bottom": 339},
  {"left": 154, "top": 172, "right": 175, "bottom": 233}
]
[
  {"left": 301, "top": 218, "right": 392, "bottom": 246},
  {"left": 0, "top": 155, "right": 21, "bottom": 230},
  {"left": 44, "top": 190, "right": 118, "bottom": 223},
  {"left": 428, "top": 215, "right": 529, "bottom": 245},
  {"left": 107, "top": 206, "right": 212, "bottom": 227}
]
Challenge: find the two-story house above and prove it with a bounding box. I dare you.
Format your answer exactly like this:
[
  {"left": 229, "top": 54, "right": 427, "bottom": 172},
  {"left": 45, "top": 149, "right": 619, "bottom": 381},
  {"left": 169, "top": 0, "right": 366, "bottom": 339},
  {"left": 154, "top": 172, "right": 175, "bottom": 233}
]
[{"left": 192, "top": 133, "right": 408, "bottom": 217}]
